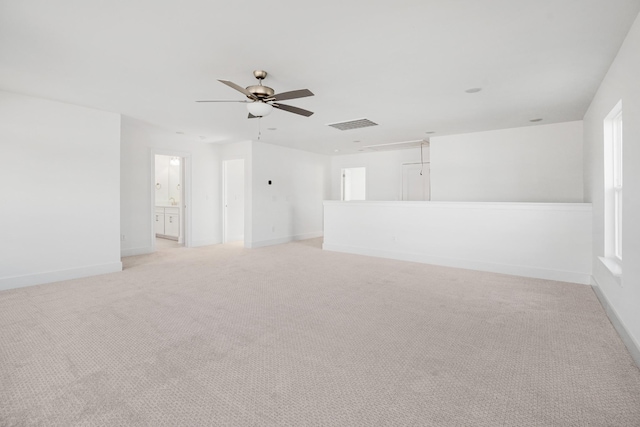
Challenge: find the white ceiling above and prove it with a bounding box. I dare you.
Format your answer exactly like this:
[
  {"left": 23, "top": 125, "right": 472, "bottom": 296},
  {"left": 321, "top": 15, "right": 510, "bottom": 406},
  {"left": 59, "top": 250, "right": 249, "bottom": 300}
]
[{"left": 1, "top": 0, "right": 639, "bottom": 155}]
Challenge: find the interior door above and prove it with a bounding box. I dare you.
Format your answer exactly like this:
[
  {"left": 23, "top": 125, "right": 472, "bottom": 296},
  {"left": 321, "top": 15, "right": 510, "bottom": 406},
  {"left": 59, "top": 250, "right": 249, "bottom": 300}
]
[
  {"left": 224, "top": 159, "right": 245, "bottom": 243},
  {"left": 341, "top": 167, "right": 366, "bottom": 201}
]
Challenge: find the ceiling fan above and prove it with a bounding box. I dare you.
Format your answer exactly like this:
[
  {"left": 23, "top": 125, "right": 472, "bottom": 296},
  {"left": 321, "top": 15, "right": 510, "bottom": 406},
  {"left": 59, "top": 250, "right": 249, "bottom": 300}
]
[{"left": 197, "top": 70, "right": 314, "bottom": 118}]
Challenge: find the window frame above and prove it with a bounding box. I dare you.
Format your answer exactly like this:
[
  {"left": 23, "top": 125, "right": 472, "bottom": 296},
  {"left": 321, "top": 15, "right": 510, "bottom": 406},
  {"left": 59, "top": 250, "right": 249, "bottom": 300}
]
[
  {"left": 603, "top": 100, "right": 623, "bottom": 272},
  {"left": 612, "top": 110, "right": 623, "bottom": 260}
]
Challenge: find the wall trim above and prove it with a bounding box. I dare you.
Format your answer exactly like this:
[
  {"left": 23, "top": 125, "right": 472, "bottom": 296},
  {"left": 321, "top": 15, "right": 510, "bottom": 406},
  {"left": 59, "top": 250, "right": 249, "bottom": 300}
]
[
  {"left": 322, "top": 243, "right": 591, "bottom": 285},
  {"left": 0, "top": 262, "right": 123, "bottom": 292},
  {"left": 323, "top": 200, "right": 592, "bottom": 212},
  {"left": 250, "top": 231, "right": 323, "bottom": 249},
  {"left": 591, "top": 276, "right": 640, "bottom": 369}
]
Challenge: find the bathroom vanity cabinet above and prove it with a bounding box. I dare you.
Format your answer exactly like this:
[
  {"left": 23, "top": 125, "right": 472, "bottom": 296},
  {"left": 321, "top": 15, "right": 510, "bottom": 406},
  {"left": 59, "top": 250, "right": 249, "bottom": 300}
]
[{"left": 155, "top": 206, "right": 180, "bottom": 240}]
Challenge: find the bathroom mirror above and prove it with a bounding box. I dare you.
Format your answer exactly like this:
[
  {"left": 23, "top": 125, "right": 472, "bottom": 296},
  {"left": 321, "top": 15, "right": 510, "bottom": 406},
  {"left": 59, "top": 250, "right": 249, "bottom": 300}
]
[{"left": 155, "top": 155, "right": 182, "bottom": 206}]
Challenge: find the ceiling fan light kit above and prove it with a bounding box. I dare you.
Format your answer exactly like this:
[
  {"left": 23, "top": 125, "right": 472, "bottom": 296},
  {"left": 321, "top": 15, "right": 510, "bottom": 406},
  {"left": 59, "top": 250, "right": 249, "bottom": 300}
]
[
  {"left": 246, "top": 101, "right": 273, "bottom": 117},
  {"left": 197, "top": 70, "right": 314, "bottom": 118}
]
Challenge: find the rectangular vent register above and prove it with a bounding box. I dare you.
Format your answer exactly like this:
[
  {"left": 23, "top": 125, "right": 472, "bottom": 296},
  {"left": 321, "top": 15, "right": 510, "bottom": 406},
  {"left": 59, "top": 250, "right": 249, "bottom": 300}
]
[{"left": 327, "top": 118, "right": 378, "bottom": 131}]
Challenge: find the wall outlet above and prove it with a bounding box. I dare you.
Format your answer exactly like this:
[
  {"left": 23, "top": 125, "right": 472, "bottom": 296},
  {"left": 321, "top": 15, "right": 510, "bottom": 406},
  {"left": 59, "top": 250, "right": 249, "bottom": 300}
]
[{"left": 121, "top": 234, "right": 126, "bottom": 241}]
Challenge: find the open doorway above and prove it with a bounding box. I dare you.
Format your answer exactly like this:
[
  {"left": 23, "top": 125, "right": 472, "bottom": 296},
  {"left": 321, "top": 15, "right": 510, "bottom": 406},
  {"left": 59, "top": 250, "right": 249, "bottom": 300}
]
[
  {"left": 154, "top": 154, "right": 185, "bottom": 249},
  {"left": 223, "top": 159, "right": 244, "bottom": 244}
]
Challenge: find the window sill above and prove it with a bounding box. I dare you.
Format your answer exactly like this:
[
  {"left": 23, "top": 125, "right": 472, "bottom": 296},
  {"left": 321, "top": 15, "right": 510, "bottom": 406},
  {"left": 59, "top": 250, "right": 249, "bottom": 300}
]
[{"left": 599, "top": 256, "right": 622, "bottom": 286}]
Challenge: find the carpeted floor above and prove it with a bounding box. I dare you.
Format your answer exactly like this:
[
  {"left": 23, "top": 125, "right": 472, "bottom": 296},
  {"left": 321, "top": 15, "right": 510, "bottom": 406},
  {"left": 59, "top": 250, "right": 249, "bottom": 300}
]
[{"left": 1, "top": 239, "right": 639, "bottom": 426}]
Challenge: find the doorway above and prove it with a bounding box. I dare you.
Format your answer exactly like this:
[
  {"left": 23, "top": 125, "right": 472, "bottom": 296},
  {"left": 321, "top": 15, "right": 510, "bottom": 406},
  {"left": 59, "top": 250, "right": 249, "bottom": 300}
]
[
  {"left": 341, "top": 167, "right": 366, "bottom": 201},
  {"left": 223, "top": 159, "right": 245, "bottom": 243},
  {"left": 154, "top": 154, "right": 186, "bottom": 248}
]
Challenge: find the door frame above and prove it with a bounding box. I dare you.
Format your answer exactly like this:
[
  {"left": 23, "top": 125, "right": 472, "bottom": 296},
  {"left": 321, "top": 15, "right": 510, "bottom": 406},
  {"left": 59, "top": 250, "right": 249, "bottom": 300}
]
[{"left": 150, "top": 149, "right": 192, "bottom": 250}]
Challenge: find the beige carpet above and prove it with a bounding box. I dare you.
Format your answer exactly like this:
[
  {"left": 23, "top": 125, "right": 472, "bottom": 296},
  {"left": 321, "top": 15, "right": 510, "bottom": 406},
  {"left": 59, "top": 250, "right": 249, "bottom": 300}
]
[{"left": 1, "top": 239, "right": 639, "bottom": 426}]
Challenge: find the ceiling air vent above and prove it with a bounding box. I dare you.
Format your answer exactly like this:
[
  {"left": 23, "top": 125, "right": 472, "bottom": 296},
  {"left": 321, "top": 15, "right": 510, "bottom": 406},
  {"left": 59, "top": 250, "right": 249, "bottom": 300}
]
[{"left": 327, "top": 118, "right": 378, "bottom": 131}]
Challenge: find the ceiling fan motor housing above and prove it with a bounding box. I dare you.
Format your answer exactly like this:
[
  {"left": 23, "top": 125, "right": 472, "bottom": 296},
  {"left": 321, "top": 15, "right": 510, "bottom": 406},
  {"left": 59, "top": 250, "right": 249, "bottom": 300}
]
[{"left": 246, "top": 85, "right": 275, "bottom": 99}]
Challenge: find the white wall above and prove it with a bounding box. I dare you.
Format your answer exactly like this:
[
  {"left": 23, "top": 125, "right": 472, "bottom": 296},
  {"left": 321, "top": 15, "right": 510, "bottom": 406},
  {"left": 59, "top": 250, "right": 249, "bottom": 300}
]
[
  {"left": 0, "top": 91, "right": 122, "bottom": 290},
  {"left": 430, "top": 122, "right": 584, "bottom": 202},
  {"left": 120, "top": 117, "right": 221, "bottom": 255},
  {"left": 583, "top": 13, "right": 640, "bottom": 364},
  {"left": 331, "top": 147, "right": 428, "bottom": 201},
  {"left": 251, "top": 142, "right": 330, "bottom": 247},
  {"left": 324, "top": 201, "right": 592, "bottom": 284}
]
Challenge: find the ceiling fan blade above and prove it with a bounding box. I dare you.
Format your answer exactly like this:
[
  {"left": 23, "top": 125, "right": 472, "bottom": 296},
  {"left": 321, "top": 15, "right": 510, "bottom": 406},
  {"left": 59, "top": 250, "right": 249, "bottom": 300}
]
[
  {"left": 272, "top": 103, "right": 314, "bottom": 117},
  {"left": 218, "top": 79, "right": 257, "bottom": 100},
  {"left": 248, "top": 113, "right": 258, "bottom": 119},
  {"left": 270, "top": 89, "right": 314, "bottom": 102},
  {"left": 196, "top": 100, "right": 249, "bottom": 103}
]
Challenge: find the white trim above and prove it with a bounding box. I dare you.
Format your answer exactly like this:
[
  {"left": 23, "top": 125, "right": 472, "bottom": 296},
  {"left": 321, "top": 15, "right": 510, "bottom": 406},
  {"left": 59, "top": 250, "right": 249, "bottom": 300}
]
[
  {"left": 0, "top": 262, "right": 123, "bottom": 291},
  {"left": 323, "top": 200, "right": 592, "bottom": 211},
  {"left": 598, "top": 256, "right": 622, "bottom": 286},
  {"left": 591, "top": 276, "right": 640, "bottom": 368},
  {"left": 322, "top": 242, "right": 591, "bottom": 285}
]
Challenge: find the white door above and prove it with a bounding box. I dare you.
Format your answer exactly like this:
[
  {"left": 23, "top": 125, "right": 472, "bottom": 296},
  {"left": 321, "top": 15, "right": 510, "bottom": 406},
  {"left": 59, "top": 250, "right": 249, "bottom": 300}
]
[
  {"left": 341, "top": 167, "right": 366, "bottom": 201},
  {"left": 402, "top": 163, "right": 430, "bottom": 201},
  {"left": 224, "top": 159, "right": 245, "bottom": 243}
]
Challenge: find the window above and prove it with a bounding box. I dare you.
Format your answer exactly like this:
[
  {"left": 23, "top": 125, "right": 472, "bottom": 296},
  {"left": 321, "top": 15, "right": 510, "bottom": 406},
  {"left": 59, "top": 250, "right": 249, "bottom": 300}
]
[
  {"left": 612, "top": 110, "right": 623, "bottom": 260},
  {"left": 603, "top": 100, "right": 623, "bottom": 269}
]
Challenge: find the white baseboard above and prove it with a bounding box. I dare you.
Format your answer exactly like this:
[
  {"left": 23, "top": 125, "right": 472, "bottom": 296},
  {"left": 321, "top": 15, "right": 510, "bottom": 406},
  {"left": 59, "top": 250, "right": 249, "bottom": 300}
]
[
  {"left": 250, "top": 231, "right": 323, "bottom": 249},
  {"left": 591, "top": 277, "right": 640, "bottom": 369},
  {"left": 0, "top": 262, "right": 123, "bottom": 292},
  {"left": 322, "top": 243, "right": 591, "bottom": 285},
  {"left": 121, "top": 246, "right": 153, "bottom": 257}
]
